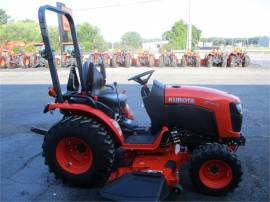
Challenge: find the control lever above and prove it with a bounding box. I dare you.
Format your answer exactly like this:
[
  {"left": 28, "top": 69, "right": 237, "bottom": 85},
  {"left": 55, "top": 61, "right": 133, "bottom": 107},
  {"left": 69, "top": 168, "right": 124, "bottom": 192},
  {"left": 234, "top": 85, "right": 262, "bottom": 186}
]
[{"left": 113, "top": 82, "right": 122, "bottom": 119}]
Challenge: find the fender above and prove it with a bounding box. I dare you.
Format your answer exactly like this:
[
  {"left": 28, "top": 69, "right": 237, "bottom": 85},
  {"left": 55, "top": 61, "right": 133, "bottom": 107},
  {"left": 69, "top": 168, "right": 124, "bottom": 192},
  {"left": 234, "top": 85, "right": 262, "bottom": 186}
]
[{"left": 44, "top": 102, "right": 125, "bottom": 144}]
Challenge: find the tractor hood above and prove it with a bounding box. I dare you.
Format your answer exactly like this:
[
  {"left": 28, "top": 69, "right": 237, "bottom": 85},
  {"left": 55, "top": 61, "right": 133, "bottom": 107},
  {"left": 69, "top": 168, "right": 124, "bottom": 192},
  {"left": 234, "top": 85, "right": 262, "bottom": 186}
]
[{"left": 164, "top": 85, "right": 240, "bottom": 106}]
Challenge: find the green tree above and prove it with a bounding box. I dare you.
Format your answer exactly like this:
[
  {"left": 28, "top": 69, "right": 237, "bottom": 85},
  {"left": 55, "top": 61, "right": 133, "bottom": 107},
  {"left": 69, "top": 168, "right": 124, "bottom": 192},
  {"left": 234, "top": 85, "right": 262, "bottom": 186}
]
[
  {"left": 162, "top": 20, "right": 201, "bottom": 50},
  {"left": 121, "top": 32, "right": 142, "bottom": 49},
  {"left": 0, "top": 9, "right": 11, "bottom": 24},
  {"left": 0, "top": 18, "right": 108, "bottom": 53},
  {"left": 0, "top": 20, "right": 60, "bottom": 52},
  {"left": 48, "top": 26, "right": 60, "bottom": 52},
  {"left": 0, "top": 20, "right": 41, "bottom": 44},
  {"left": 192, "top": 25, "right": 201, "bottom": 48},
  {"left": 76, "top": 22, "right": 107, "bottom": 51}
]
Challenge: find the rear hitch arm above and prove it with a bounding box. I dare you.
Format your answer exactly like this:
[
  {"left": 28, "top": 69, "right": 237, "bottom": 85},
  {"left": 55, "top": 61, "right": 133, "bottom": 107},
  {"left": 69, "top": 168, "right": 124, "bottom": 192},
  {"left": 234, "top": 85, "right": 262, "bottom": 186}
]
[{"left": 31, "top": 127, "right": 48, "bottom": 136}]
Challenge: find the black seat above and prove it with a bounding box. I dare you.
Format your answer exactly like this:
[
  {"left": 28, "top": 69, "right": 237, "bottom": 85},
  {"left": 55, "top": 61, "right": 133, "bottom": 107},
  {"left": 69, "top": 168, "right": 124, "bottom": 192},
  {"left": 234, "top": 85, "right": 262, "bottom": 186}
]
[
  {"left": 95, "top": 90, "right": 127, "bottom": 108},
  {"left": 83, "top": 61, "right": 127, "bottom": 108}
]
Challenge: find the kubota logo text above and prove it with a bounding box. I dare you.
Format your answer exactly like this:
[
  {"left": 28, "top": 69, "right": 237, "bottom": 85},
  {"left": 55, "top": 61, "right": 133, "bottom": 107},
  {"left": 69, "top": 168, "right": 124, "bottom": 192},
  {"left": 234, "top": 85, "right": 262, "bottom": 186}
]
[{"left": 168, "top": 97, "right": 195, "bottom": 104}]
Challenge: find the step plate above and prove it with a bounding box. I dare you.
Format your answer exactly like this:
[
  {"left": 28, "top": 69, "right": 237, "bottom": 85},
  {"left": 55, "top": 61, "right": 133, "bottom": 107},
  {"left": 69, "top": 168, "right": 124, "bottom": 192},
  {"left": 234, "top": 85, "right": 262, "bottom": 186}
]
[{"left": 100, "top": 172, "right": 169, "bottom": 201}]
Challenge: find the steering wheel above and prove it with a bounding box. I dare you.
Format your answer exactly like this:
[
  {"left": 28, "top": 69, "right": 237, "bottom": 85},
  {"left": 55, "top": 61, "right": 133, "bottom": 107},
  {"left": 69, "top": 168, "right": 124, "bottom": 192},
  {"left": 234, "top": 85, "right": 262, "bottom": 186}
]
[{"left": 128, "top": 70, "right": 155, "bottom": 85}]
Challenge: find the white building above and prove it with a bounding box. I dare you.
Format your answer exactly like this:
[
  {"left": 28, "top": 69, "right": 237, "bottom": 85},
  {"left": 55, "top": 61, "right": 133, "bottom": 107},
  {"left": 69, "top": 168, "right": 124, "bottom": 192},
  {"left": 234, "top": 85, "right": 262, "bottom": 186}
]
[{"left": 142, "top": 40, "right": 168, "bottom": 53}]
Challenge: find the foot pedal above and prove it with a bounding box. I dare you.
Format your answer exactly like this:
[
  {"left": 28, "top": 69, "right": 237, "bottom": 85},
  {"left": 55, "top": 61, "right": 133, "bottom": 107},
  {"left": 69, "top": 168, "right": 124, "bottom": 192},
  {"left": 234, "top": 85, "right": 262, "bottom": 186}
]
[{"left": 100, "top": 172, "right": 169, "bottom": 201}]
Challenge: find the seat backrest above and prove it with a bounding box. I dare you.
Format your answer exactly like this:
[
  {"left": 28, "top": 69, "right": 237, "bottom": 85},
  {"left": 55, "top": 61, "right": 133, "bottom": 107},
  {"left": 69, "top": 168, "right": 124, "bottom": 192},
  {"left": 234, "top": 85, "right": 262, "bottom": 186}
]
[
  {"left": 83, "top": 61, "right": 105, "bottom": 92},
  {"left": 143, "top": 80, "right": 166, "bottom": 133},
  {"left": 67, "top": 66, "right": 79, "bottom": 91}
]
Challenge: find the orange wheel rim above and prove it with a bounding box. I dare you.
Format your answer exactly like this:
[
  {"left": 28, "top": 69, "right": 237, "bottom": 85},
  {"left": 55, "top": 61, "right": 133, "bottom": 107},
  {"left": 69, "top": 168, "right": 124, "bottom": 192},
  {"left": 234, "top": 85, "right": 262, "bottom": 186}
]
[
  {"left": 199, "top": 160, "right": 233, "bottom": 189},
  {"left": 56, "top": 137, "right": 93, "bottom": 174},
  {"left": 0, "top": 60, "right": 5, "bottom": 66}
]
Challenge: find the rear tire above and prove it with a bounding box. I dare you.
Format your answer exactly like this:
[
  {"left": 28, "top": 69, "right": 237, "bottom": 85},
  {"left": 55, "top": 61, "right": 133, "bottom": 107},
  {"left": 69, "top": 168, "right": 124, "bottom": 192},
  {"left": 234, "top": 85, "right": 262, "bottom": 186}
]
[
  {"left": 135, "top": 58, "right": 141, "bottom": 67},
  {"left": 102, "top": 55, "right": 110, "bottom": 68},
  {"left": 148, "top": 56, "right": 155, "bottom": 67},
  {"left": 124, "top": 55, "right": 131, "bottom": 67},
  {"left": 207, "top": 56, "right": 213, "bottom": 68},
  {"left": 42, "top": 116, "right": 115, "bottom": 187},
  {"left": 181, "top": 57, "right": 187, "bottom": 67},
  {"left": 23, "top": 57, "right": 31, "bottom": 68},
  {"left": 0, "top": 57, "right": 7, "bottom": 68},
  {"left": 242, "top": 55, "right": 250, "bottom": 67},
  {"left": 221, "top": 56, "right": 227, "bottom": 67},
  {"left": 159, "top": 55, "right": 164, "bottom": 67},
  {"left": 195, "top": 56, "right": 200, "bottom": 67},
  {"left": 111, "top": 56, "right": 118, "bottom": 68},
  {"left": 189, "top": 143, "right": 242, "bottom": 196},
  {"left": 228, "top": 55, "right": 236, "bottom": 67},
  {"left": 170, "top": 55, "right": 177, "bottom": 67}
]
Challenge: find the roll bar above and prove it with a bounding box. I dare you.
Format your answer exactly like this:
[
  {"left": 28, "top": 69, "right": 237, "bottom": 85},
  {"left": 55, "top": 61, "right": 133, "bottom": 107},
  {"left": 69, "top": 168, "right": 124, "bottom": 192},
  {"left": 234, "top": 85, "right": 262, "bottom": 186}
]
[{"left": 38, "top": 5, "right": 85, "bottom": 103}]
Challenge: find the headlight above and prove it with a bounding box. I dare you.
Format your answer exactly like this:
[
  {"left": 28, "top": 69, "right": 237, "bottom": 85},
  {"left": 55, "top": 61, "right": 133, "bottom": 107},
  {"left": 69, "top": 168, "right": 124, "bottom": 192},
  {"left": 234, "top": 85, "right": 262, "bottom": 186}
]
[{"left": 235, "top": 103, "right": 243, "bottom": 114}]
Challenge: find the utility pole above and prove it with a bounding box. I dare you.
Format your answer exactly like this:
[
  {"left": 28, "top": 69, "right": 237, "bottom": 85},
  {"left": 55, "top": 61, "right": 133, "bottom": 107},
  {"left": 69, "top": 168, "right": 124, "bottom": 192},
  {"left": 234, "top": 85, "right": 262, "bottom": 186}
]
[{"left": 186, "top": 0, "right": 192, "bottom": 50}]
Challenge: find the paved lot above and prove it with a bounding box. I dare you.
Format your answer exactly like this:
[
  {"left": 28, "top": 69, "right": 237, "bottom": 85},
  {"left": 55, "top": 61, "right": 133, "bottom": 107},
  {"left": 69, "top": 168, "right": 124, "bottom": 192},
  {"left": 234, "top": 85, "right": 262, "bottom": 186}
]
[
  {"left": 0, "top": 62, "right": 270, "bottom": 201},
  {"left": 1, "top": 84, "right": 269, "bottom": 201}
]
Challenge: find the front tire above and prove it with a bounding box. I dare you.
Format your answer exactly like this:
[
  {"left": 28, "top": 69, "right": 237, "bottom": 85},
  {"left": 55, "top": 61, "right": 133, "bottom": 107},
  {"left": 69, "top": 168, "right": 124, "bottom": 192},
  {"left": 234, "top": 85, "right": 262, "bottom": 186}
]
[
  {"left": 42, "top": 116, "right": 115, "bottom": 186},
  {"left": 189, "top": 143, "right": 242, "bottom": 196}
]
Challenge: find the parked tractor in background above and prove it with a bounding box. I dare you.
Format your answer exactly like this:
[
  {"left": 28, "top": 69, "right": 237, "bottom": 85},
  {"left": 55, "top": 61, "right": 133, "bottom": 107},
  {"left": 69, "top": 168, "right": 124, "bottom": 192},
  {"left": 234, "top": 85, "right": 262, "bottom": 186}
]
[
  {"left": 181, "top": 50, "right": 200, "bottom": 67},
  {"left": 158, "top": 50, "right": 178, "bottom": 67},
  {"left": 0, "top": 41, "right": 31, "bottom": 68},
  {"left": 9, "top": 52, "right": 31, "bottom": 68},
  {"left": 201, "top": 49, "right": 227, "bottom": 67},
  {"left": 89, "top": 50, "right": 111, "bottom": 68},
  {"left": 62, "top": 42, "right": 75, "bottom": 68},
  {"left": 29, "top": 43, "right": 49, "bottom": 68},
  {"left": 227, "top": 48, "right": 250, "bottom": 67},
  {"left": 132, "top": 51, "right": 155, "bottom": 67},
  {"left": 111, "top": 50, "right": 131, "bottom": 67}
]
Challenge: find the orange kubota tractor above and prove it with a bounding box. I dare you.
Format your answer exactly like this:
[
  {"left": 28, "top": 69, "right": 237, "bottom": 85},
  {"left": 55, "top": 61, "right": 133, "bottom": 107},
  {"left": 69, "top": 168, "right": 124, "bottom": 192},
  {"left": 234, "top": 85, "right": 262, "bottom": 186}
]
[
  {"left": 29, "top": 43, "right": 49, "bottom": 68},
  {"left": 31, "top": 5, "right": 246, "bottom": 201},
  {"left": 0, "top": 41, "right": 31, "bottom": 68},
  {"left": 89, "top": 49, "right": 111, "bottom": 68},
  {"left": 111, "top": 49, "right": 132, "bottom": 68},
  {"left": 132, "top": 51, "right": 155, "bottom": 67},
  {"left": 227, "top": 48, "right": 250, "bottom": 67},
  {"left": 201, "top": 49, "right": 228, "bottom": 68},
  {"left": 158, "top": 50, "right": 178, "bottom": 67},
  {"left": 62, "top": 42, "right": 75, "bottom": 68},
  {"left": 181, "top": 50, "right": 200, "bottom": 67}
]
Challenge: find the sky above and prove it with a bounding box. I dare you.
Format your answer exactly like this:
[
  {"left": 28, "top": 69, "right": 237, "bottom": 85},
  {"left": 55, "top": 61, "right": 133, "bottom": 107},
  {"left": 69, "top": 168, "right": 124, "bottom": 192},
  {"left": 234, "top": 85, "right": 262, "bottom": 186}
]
[{"left": 1, "top": 0, "right": 270, "bottom": 42}]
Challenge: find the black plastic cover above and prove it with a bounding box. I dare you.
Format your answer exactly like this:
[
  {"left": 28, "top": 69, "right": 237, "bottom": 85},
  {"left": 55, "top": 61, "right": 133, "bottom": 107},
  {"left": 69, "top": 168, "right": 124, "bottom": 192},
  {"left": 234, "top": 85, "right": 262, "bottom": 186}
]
[
  {"left": 229, "top": 103, "right": 243, "bottom": 132},
  {"left": 100, "top": 172, "right": 169, "bottom": 201}
]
